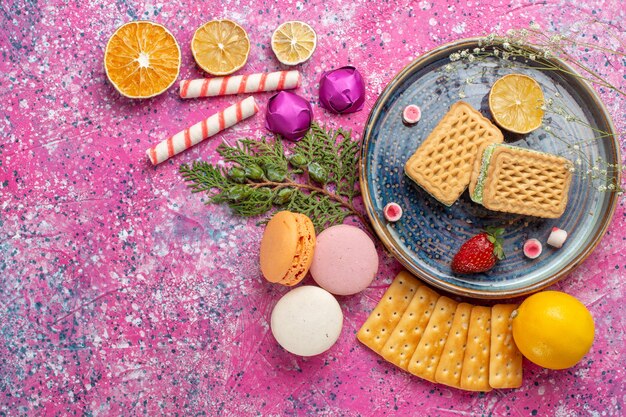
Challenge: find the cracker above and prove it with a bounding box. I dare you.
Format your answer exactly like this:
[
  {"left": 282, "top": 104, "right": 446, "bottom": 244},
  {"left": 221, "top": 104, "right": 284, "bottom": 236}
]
[
  {"left": 357, "top": 271, "right": 421, "bottom": 353},
  {"left": 380, "top": 285, "right": 440, "bottom": 370},
  {"left": 434, "top": 303, "right": 472, "bottom": 388},
  {"left": 489, "top": 304, "right": 523, "bottom": 389},
  {"left": 407, "top": 296, "right": 458, "bottom": 382},
  {"left": 460, "top": 306, "right": 492, "bottom": 392}
]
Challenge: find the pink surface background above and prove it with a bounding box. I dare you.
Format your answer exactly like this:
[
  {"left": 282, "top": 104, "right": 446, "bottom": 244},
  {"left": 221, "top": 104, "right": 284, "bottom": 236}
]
[{"left": 1, "top": 0, "right": 625, "bottom": 415}]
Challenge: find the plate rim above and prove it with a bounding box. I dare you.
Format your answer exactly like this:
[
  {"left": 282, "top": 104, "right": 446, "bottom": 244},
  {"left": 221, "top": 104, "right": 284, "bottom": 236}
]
[{"left": 359, "top": 36, "right": 621, "bottom": 299}]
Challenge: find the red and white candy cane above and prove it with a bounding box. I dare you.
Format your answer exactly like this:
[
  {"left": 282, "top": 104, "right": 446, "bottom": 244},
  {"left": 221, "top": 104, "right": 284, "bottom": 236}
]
[
  {"left": 180, "top": 70, "right": 301, "bottom": 99},
  {"left": 146, "top": 96, "right": 259, "bottom": 166}
]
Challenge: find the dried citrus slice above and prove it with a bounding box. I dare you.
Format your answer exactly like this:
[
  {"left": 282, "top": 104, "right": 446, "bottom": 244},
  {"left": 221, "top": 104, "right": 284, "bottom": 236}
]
[
  {"left": 271, "top": 21, "right": 317, "bottom": 65},
  {"left": 489, "top": 73, "right": 545, "bottom": 134},
  {"left": 104, "top": 21, "right": 181, "bottom": 99},
  {"left": 191, "top": 20, "right": 250, "bottom": 76}
]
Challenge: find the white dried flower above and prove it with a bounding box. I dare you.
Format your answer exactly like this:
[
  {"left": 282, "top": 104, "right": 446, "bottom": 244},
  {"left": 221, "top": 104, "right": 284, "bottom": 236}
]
[
  {"left": 550, "top": 35, "right": 563, "bottom": 43},
  {"left": 473, "top": 47, "right": 481, "bottom": 54},
  {"left": 598, "top": 184, "right": 607, "bottom": 192},
  {"left": 468, "top": 54, "right": 476, "bottom": 62},
  {"left": 544, "top": 126, "right": 552, "bottom": 132},
  {"left": 459, "top": 90, "right": 467, "bottom": 99},
  {"left": 529, "top": 54, "right": 537, "bottom": 61},
  {"left": 444, "top": 64, "right": 454, "bottom": 72},
  {"left": 460, "top": 50, "right": 468, "bottom": 58},
  {"left": 503, "top": 42, "right": 511, "bottom": 50},
  {"left": 450, "top": 52, "right": 461, "bottom": 61},
  {"left": 502, "top": 52, "right": 510, "bottom": 60}
]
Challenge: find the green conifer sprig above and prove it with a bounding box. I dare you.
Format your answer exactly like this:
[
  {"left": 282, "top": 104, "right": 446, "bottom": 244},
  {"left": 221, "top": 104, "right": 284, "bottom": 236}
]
[{"left": 179, "top": 123, "right": 370, "bottom": 233}]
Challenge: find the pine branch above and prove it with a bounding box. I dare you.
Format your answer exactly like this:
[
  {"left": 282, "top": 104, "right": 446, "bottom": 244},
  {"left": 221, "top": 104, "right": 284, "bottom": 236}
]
[{"left": 179, "top": 123, "right": 371, "bottom": 234}]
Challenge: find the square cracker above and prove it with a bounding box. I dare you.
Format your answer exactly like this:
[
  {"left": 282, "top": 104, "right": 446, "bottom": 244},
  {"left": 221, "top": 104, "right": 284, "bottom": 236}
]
[
  {"left": 434, "top": 303, "right": 473, "bottom": 388},
  {"left": 489, "top": 304, "right": 523, "bottom": 389},
  {"left": 380, "top": 285, "right": 440, "bottom": 370},
  {"left": 357, "top": 271, "right": 421, "bottom": 353},
  {"left": 460, "top": 306, "right": 492, "bottom": 392},
  {"left": 407, "top": 296, "right": 458, "bottom": 382}
]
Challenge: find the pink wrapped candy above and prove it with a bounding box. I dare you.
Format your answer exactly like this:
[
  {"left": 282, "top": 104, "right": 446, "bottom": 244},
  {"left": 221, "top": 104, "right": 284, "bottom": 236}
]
[
  {"left": 265, "top": 91, "right": 313, "bottom": 141},
  {"left": 319, "top": 66, "right": 366, "bottom": 114}
]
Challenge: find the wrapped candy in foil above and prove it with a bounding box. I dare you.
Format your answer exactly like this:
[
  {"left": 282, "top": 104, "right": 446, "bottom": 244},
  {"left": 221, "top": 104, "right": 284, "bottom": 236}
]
[
  {"left": 318, "top": 66, "right": 365, "bottom": 114},
  {"left": 265, "top": 91, "right": 313, "bottom": 141}
]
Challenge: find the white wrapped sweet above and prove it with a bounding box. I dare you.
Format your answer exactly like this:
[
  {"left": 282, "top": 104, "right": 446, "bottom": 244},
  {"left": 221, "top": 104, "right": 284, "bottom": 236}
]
[{"left": 547, "top": 227, "right": 568, "bottom": 248}]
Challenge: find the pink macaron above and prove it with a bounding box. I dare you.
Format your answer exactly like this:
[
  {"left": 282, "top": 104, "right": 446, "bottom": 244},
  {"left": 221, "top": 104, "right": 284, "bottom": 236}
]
[{"left": 310, "top": 224, "right": 379, "bottom": 295}]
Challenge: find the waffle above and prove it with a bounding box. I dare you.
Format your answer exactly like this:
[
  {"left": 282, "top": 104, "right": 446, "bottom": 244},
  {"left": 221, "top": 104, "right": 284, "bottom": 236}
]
[
  {"left": 404, "top": 101, "right": 504, "bottom": 206},
  {"left": 468, "top": 142, "right": 491, "bottom": 198},
  {"left": 472, "top": 145, "right": 573, "bottom": 218}
]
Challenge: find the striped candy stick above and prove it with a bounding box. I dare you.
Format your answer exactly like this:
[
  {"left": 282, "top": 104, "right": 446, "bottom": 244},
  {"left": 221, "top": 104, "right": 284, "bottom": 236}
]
[
  {"left": 146, "top": 96, "right": 259, "bottom": 166},
  {"left": 180, "top": 70, "right": 301, "bottom": 99}
]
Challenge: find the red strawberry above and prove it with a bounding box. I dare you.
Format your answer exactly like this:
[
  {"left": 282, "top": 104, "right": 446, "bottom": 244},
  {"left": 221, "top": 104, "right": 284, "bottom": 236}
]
[{"left": 451, "top": 227, "right": 505, "bottom": 274}]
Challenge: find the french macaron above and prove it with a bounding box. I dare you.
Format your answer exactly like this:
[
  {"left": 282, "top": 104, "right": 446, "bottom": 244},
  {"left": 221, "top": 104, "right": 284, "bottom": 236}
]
[
  {"left": 260, "top": 211, "right": 316, "bottom": 286},
  {"left": 271, "top": 286, "right": 343, "bottom": 356},
  {"left": 310, "top": 224, "right": 379, "bottom": 295}
]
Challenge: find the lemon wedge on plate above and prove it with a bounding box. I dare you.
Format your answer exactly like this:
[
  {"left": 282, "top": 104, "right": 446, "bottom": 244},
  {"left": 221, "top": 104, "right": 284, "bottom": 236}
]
[{"left": 489, "top": 73, "right": 545, "bottom": 134}]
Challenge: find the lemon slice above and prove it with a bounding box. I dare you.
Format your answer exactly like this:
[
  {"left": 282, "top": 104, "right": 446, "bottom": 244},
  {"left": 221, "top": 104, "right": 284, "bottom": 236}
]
[
  {"left": 489, "top": 73, "right": 545, "bottom": 134},
  {"left": 104, "top": 21, "right": 181, "bottom": 99},
  {"left": 192, "top": 19, "right": 250, "bottom": 76},
  {"left": 271, "top": 21, "right": 317, "bottom": 65}
]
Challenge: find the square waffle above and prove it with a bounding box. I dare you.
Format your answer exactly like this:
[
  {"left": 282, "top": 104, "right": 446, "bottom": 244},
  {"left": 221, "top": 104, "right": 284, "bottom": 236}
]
[
  {"left": 474, "top": 145, "right": 572, "bottom": 218},
  {"left": 404, "top": 101, "right": 504, "bottom": 206}
]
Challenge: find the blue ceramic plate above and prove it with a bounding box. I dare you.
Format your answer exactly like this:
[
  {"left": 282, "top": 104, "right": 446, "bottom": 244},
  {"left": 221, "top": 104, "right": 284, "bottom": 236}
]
[{"left": 360, "top": 38, "right": 620, "bottom": 299}]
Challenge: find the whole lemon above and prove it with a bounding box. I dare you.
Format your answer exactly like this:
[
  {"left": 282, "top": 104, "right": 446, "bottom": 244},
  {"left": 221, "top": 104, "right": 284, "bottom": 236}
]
[{"left": 512, "top": 291, "right": 595, "bottom": 370}]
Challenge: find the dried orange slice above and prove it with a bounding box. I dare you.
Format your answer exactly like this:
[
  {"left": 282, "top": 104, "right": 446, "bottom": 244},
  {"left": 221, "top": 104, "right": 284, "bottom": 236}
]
[
  {"left": 271, "top": 21, "right": 317, "bottom": 65},
  {"left": 489, "top": 73, "right": 545, "bottom": 134},
  {"left": 191, "top": 20, "right": 250, "bottom": 76},
  {"left": 104, "top": 21, "right": 181, "bottom": 99}
]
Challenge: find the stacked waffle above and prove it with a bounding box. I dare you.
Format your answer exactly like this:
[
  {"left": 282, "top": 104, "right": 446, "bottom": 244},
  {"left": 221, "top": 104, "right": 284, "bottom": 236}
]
[
  {"left": 404, "top": 101, "right": 572, "bottom": 218},
  {"left": 469, "top": 143, "right": 572, "bottom": 218}
]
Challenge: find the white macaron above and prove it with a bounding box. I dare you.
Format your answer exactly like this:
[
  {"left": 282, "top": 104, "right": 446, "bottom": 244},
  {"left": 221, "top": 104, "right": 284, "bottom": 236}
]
[{"left": 270, "top": 286, "right": 343, "bottom": 356}]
